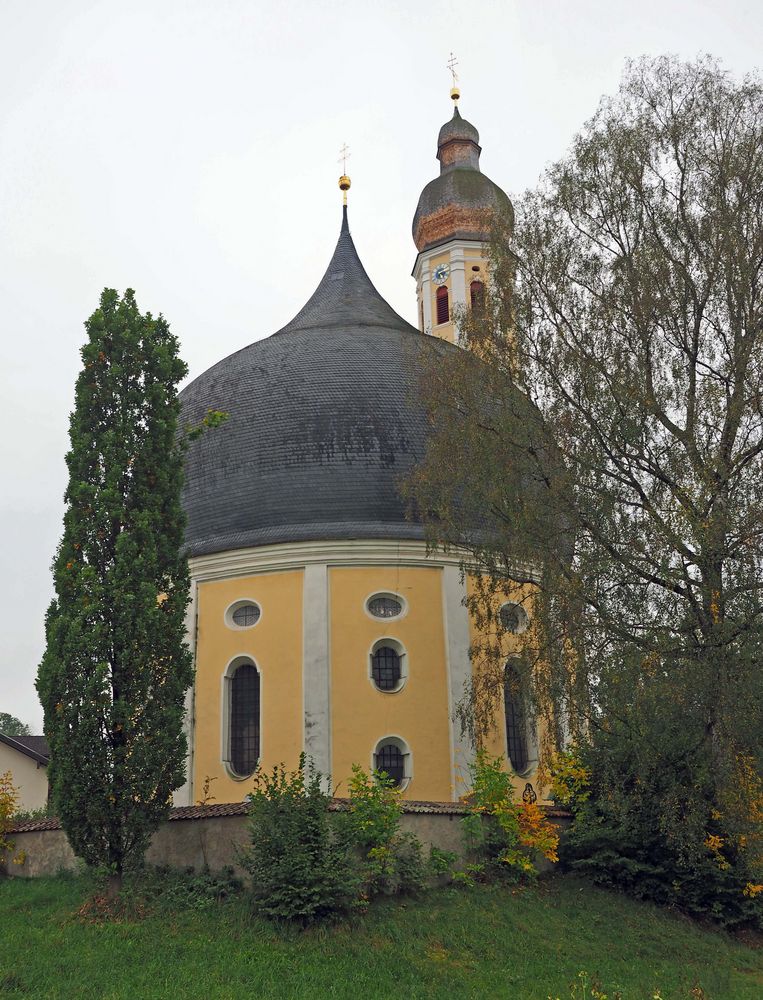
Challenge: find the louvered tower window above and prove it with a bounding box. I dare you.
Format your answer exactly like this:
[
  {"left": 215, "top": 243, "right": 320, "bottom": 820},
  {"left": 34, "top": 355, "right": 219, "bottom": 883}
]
[
  {"left": 436, "top": 285, "right": 449, "bottom": 324},
  {"left": 470, "top": 279, "right": 485, "bottom": 311}
]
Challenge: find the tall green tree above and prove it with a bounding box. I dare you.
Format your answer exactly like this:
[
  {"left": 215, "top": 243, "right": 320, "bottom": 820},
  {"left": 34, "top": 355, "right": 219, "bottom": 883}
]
[
  {"left": 407, "top": 56, "right": 763, "bottom": 901},
  {"left": 37, "top": 289, "right": 194, "bottom": 894},
  {"left": 0, "top": 714, "right": 31, "bottom": 737}
]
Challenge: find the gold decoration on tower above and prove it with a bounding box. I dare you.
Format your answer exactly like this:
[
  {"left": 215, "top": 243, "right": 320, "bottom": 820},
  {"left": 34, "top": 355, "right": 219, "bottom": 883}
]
[
  {"left": 447, "top": 51, "right": 460, "bottom": 102},
  {"left": 338, "top": 143, "right": 351, "bottom": 205}
]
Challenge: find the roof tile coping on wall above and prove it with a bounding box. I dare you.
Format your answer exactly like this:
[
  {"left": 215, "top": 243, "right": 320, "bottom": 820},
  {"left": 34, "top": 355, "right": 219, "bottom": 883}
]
[{"left": 8, "top": 799, "right": 571, "bottom": 834}]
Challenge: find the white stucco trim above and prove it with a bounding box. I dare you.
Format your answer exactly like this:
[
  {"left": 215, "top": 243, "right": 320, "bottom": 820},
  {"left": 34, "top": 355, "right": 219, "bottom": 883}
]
[
  {"left": 189, "top": 538, "right": 500, "bottom": 583},
  {"left": 303, "top": 563, "right": 331, "bottom": 785},
  {"left": 442, "top": 565, "right": 475, "bottom": 798},
  {"left": 173, "top": 578, "right": 198, "bottom": 806}
]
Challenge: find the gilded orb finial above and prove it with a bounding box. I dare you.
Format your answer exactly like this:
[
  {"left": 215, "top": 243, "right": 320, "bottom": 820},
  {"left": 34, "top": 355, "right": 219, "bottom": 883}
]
[
  {"left": 447, "top": 51, "right": 460, "bottom": 102},
  {"left": 338, "top": 143, "right": 351, "bottom": 205}
]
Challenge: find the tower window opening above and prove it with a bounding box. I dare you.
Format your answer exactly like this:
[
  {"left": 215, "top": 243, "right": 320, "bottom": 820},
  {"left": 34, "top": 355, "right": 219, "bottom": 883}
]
[
  {"left": 228, "top": 661, "right": 261, "bottom": 778},
  {"left": 436, "top": 285, "right": 449, "bottom": 325},
  {"left": 504, "top": 662, "right": 529, "bottom": 774},
  {"left": 470, "top": 280, "right": 485, "bottom": 312}
]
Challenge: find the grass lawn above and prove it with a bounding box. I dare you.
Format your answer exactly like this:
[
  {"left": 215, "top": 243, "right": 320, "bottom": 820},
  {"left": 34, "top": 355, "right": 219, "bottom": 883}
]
[{"left": 0, "top": 872, "right": 760, "bottom": 999}]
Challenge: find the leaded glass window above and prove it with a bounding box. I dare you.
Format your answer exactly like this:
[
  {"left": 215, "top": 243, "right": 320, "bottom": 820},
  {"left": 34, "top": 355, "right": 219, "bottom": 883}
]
[
  {"left": 231, "top": 602, "right": 261, "bottom": 628},
  {"left": 371, "top": 645, "right": 401, "bottom": 691},
  {"left": 367, "top": 595, "right": 403, "bottom": 619},
  {"left": 375, "top": 743, "right": 405, "bottom": 787},
  {"left": 499, "top": 602, "right": 529, "bottom": 634},
  {"left": 230, "top": 663, "right": 260, "bottom": 777},
  {"left": 504, "top": 662, "right": 529, "bottom": 773}
]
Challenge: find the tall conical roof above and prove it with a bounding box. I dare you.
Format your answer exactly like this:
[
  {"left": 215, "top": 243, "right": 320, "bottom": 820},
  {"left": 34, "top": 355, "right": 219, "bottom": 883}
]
[
  {"left": 180, "top": 208, "right": 450, "bottom": 558},
  {"left": 277, "top": 206, "right": 415, "bottom": 335}
]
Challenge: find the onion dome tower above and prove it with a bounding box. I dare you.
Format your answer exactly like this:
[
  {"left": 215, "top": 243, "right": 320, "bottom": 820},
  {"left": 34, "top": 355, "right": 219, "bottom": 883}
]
[{"left": 412, "top": 89, "right": 513, "bottom": 344}]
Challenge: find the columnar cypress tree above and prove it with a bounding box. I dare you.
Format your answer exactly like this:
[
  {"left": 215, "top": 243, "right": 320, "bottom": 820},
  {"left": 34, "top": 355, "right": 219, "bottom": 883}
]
[{"left": 37, "top": 288, "right": 194, "bottom": 894}]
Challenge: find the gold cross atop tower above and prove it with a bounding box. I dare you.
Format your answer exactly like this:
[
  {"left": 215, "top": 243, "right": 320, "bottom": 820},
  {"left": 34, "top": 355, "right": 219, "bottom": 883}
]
[
  {"left": 338, "top": 143, "right": 351, "bottom": 204},
  {"left": 447, "top": 52, "right": 460, "bottom": 102}
]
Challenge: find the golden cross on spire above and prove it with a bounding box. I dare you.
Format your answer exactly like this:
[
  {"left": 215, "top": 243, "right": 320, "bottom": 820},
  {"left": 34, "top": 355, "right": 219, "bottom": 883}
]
[
  {"left": 447, "top": 52, "right": 459, "bottom": 86},
  {"left": 338, "top": 143, "right": 351, "bottom": 205},
  {"left": 447, "top": 52, "right": 460, "bottom": 103}
]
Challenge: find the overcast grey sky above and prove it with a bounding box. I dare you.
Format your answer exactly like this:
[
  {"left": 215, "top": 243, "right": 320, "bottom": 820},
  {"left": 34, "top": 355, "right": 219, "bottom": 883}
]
[{"left": 1, "top": 0, "right": 760, "bottom": 731}]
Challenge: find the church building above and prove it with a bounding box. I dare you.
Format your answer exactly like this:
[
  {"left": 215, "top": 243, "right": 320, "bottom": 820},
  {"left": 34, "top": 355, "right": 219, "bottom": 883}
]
[{"left": 177, "top": 89, "right": 537, "bottom": 806}]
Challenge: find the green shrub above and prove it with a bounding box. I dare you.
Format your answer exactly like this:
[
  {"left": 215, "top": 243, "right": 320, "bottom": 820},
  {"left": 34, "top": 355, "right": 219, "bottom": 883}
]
[
  {"left": 460, "top": 750, "right": 559, "bottom": 883},
  {"left": 557, "top": 740, "right": 763, "bottom": 931},
  {"left": 240, "top": 756, "right": 360, "bottom": 924},
  {"left": 339, "top": 764, "right": 448, "bottom": 897}
]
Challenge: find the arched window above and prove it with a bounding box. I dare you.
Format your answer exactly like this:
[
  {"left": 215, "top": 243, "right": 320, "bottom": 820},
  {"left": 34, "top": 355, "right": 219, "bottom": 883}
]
[
  {"left": 436, "top": 285, "right": 449, "bottom": 325},
  {"left": 373, "top": 736, "right": 411, "bottom": 788},
  {"left": 470, "top": 279, "right": 485, "bottom": 311},
  {"left": 504, "top": 661, "right": 529, "bottom": 774},
  {"left": 371, "top": 643, "right": 402, "bottom": 691},
  {"left": 227, "top": 660, "right": 261, "bottom": 778}
]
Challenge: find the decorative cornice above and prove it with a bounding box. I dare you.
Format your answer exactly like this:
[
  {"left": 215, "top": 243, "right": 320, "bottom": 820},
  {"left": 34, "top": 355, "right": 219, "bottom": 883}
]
[{"left": 189, "top": 538, "right": 472, "bottom": 582}]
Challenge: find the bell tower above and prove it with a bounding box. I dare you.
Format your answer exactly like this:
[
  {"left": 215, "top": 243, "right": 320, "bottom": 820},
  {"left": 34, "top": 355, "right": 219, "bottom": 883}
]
[{"left": 412, "top": 68, "right": 512, "bottom": 345}]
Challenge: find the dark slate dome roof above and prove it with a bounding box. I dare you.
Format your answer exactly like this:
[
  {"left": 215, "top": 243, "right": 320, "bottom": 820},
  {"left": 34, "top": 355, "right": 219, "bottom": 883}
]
[{"left": 180, "top": 208, "right": 455, "bottom": 558}]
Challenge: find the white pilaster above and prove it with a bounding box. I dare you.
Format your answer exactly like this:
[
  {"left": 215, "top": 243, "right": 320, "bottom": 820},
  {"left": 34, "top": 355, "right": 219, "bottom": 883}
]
[
  {"left": 173, "top": 578, "right": 198, "bottom": 806},
  {"left": 449, "top": 246, "right": 467, "bottom": 308},
  {"left": 442, "top": 565, "right": 476, "bottom": 798},
  {"left": 303, "top": 563, "right": 331, "bottom": 783},
  {"left": 420, "top": 261, "right": 432, "bottom": 333}
]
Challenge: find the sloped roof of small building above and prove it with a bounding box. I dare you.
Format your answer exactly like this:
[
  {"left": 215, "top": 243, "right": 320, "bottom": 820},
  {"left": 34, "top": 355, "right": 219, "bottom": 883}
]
[{"left": 0, "top": 733, "right": 49, "bottom": 765}]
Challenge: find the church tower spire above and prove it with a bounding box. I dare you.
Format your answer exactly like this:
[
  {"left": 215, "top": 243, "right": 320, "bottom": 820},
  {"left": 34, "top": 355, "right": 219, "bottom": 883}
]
[{"left": 411, "top": 79, "right": 513, "bottom": 344}]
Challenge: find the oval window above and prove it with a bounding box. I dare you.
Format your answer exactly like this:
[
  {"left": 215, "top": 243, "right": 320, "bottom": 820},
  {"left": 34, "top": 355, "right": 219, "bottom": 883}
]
[
  {"left": 367, "top": 594, "right": 403, "bottom": 619},
  {"left": 226, "top": 601, "right": 261, "bottom": 629},
  {"left": 499, "top": 602, "right": 529, "bottom": 634}
]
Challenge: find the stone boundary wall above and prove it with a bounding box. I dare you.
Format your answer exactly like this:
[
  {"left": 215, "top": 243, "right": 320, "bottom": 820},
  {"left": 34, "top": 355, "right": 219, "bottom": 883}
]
[{"left": 2, "top": 800, "right": 571, "bottom": 879}]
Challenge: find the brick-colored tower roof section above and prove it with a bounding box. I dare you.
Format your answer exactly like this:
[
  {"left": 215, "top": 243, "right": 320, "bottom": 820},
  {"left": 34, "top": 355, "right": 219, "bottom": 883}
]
[{"left": 412, "top": 106, "right": 513, "bottom": 253}]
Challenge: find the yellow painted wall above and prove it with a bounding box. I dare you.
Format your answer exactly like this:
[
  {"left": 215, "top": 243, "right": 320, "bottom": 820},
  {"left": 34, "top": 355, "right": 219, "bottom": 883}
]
[
  {"left": 465, "top": 575, "right": 546, "bottom": 799},
  {"left": 329, "top": 566, "right": 453, "bottom": 801},
  {"left": 427, "top": 247, "right": 489, "bottom": 344},
  {"left": 193, "top": 570, "right": 303, "bottom": 801},
  {"left": 0, "top": 744, "right": 48, "bottom": 812}
]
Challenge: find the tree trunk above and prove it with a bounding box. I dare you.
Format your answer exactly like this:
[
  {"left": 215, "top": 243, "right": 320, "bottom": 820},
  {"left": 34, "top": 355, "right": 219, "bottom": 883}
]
[{"left": 106, "top": 871, "right": 122, "bottom": 901}]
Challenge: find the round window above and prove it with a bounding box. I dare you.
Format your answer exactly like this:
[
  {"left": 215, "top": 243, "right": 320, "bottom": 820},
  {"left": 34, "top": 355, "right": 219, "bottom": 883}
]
[
  {"left": 366, "top": 593, "right": 404, "bottom": 619},
  {"left": 499, "top": 602, "right": 529, "bottom": 634},
  {"left": 226, "top": 601, "right": 261, "bottom": 629}
]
